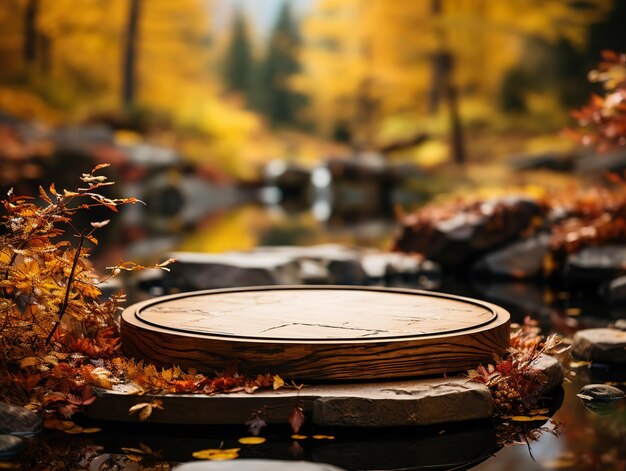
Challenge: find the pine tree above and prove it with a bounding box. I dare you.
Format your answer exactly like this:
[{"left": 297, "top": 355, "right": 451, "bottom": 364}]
[
  {"left": 255, "top": 1, "right": 306, "bottom": 127},
  {"left": 223, "top": 8, "right": 254, "bottom": 98}
]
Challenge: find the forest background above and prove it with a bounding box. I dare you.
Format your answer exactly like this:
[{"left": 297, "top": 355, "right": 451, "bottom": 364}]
[{"left": 1, "top": 0, "right": 625, "bottom": 182}]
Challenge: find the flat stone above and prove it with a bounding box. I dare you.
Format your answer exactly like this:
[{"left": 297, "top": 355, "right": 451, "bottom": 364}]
[
  {"left": 86, "top": 350, "right": 564, "bottom": 427},
  {"left": 86, "top": 377, "right": 493, "bottom": 427},
  {"left": 312, "top": 379, "right": 493, "bottom": 427},
  {"left": 571, "top": 328, "right": 626, "bottom": 364},
  {"left": 165, "top": 251, "right": 302, "bottom": 290},
  {"left": 578, "top": 384, "right": 625, "bottom": 402},
  {"left": 255, "top": 245, "right": 367, "bottom": 284},
  {"left": 566, "top": 245, "right": 626, "bottom": 286},
  {"left": 360, "top": 251, "right": 425, "bottom": 279},
  {"left": 615, "top": 319, "right": 626, "bottom": 331},
  {"left": 532, "top": 354, "right": 564, "bottom": 395},
  {"left": 176, "top": 460, "right": 346, "bottom": 471},
  {"left": 605, "top": 276, "right": 626, "bottom": 304},
  {"left": 0, "top": 434, "right": 26, "bottom": 458},
  {"left": 473, "top": 234, "right": 550, "bottom": 279},
  {"left": 0, "top": 402, "right": 42, "bottom": 436}
]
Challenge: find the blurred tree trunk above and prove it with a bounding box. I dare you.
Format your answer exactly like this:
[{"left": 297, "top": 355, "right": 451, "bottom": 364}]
[
  {"left": 429, "top": 0, "right": 466, "bottom": 164},
  {"left": 23, "top": 0, "right": 39, "bottom": 66},
  {"left": 122, "top": 0, "right": 142, "bottom": 107}
]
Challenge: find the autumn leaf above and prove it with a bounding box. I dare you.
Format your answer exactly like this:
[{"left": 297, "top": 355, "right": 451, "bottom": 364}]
[
  {"left": 245, "top": 414, "right": 267, "bottom": 436},
  {"left": 128, "top": 399, "right": 164, "bottom": 421},
  {"left": 273, "top": 374, "right": 285, "bottom": 390},
  {"left": 507, "top": 415, "right": 550, "bottom": 422},
  {"left": 19, "top": 357, "right": 40, "bottom": 368},
  {"left": 192, "top": 448, "right": 240, "bottom": 460},
  {"left": 288, "top": 406, "right": 305, "bottom": 434},
  {"left": 238, "top": 437, "right": 266, "bottom": 445}
]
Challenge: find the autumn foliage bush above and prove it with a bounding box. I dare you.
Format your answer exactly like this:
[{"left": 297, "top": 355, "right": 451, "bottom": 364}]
[{"left": 0, "top": 165, "right": 279, "bottom": 424}]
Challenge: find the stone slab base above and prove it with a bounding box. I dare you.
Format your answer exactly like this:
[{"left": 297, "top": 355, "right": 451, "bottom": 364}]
[{"left": 84, "top": 354, "right": 562, "bottom": 427}]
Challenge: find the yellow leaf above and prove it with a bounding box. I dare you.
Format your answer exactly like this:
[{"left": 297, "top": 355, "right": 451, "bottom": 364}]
[
  {"left": 569, "top": 361, "right": 591, "bottom": 368},
  {"left": 161, "top": 368, "right": 173, "bottom": 382},
  {"left": 19, "top": 357, "right": 39, "bottom": 368},
  {"left": 565, "top": 308, "right": 581, "bottom": 317},
  {"left": 291, "top": 434, "right": 308, "bottom": 440},
  {"left": 510, "top": 415, "right": 550, "bottom": 422},
  {"left": 273, "top": 374, "right": 285, "bottom": 390},
  {"left": 139, "top": 405, "right": 152, "bottom": 422},
  {"left": 64, "top": 426, "right": 83, "bottom": 434},
  {"left": 122, "top": 447, "right": 147, "bottom": 454},
  {"left": 82, "top": 427, "right": 101, "bottom": 434},
  {"left": 192, "top": 448, "right": 240, "bottom": 460},
  {"left": 312, "top": 435, "right": 335, "bottom": 440},
  {"left": 529, "top": 408, "right": 550, "bottom": 415},
  {"left": 129, "top": 402, "right": 151, "bottom": 414},
  {"left": 238, "top": 437, "right": 266, "bottom": 445}
]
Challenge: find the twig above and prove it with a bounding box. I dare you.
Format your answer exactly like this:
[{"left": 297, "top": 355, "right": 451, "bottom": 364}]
[{"left": 45, "top": 234, "right": 85, "bottom": 345}]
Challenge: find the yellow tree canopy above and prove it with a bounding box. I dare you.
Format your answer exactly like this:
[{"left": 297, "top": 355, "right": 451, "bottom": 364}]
[{"left": 296, "top": 0, "right": 614, "bottom": 140}]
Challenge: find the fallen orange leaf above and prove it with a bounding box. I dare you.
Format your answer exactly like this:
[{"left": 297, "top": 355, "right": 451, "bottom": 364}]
[{"left": 238, "top": 437, "right": 266, "bottom": 445}]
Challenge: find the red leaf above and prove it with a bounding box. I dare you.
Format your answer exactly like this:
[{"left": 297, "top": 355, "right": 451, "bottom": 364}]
[{"left": 288, "top": 406, "right": 305, "bottom": 434}]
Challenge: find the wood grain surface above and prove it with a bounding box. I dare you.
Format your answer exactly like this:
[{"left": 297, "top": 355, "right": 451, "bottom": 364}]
[{"left": 121, "top": 286, "right": 510, "bottom": 380}]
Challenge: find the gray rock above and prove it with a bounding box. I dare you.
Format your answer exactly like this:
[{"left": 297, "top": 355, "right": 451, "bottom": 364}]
[
  {"left": 473, "top": 234, "right": 550, "bottom": 279},
  {"left": 0, "top": 402, "right": 42, "bottom": 436},
  {"left": 176, "top": 461, "right": 346, "bottom": 471},
  {"left": 85, "top": 348, "right": 565, "bottom": 427},
  {"left": 615, "top": 319, "right": 626, "bottom": 331},
  {"left": 571, "top": 328, "right": 626, "bottom": 364},
  {"left": 578, "top": 384, "right": 625, "bottom": 402},
  {"left": 165, "top": 251, "right": 302, "bottom": 290},
  {"left": 393, "top": 197, "right": 544, "bottom": 265},
  {"left": 567, "top": 245, "right": 626, "bottom": 286},
  {"left": 312, "top": 379, "right": 493, "bottom": 427},
  {"left": 531, "top": 354, "right": 564, "bottom": 395},
  {"left": 360, "top": 251, "right": 424, "bottom": 279},
  {"left": 606, "top": 276, "right": 626, "bottom": 303},
  {"left": 255, "top": 245, "right": 367, "bottom": 284},
  {"left": 0, "top": 434, "right": 26, "bottom": 458},
  {"left": 86, "top": 378, "right": 494, "bottom": 427}
]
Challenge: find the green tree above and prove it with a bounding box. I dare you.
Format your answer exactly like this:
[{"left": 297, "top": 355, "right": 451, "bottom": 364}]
[
  {"left": 255, "top": 1, "right": 305, "bottom": 127},
  {"left": 223, "top": 8, "right": 254, "bottom": 100}
]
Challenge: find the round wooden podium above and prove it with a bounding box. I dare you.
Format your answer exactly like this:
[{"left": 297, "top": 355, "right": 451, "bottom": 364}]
[{"left": 121, "top": 286, "right": 510, "bottom": 380}]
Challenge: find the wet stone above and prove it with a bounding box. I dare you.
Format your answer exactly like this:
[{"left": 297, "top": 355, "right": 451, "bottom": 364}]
[
  {"left": 164, "top": 251, "right": 302, "bottom": 290},
  {"left": 473, "top": 234, "right": 550, "bottom": 279},
  {"left": 311, "top": 379, "right": 493, "bottom": 427},
  {"left": 393, "top": 197, "right": 544, "bottom": 265},
  {"left": 566, "top": 245, "right": 626, "bottom": 287},
  {"left": 86, "top": 349, "right": 564, "bottom": 427},
  {"left": 532, "top": 354, "right": 564, "bottom": 395},
  {"left": 0, "top": 402, "right": 42, "bottom": 436},
  {"left": 578, "top": 384, "right": 625, "bottom": 402},
  {"left": 0, "top": 434, "right": 26, "bottom": 458},
  {"left": 615, "top": 319, "right": 626, "bottom": 331},
  {"left": 604, "top": 275, "right": 626, "bottom": 304},
  {"left": 176, "top": 461, "right": 346, "bottom": 471},
  {"left": 571, "top": 328, "right": 626, "bottom": 365}
]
